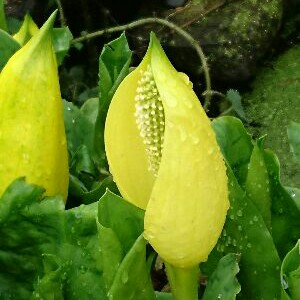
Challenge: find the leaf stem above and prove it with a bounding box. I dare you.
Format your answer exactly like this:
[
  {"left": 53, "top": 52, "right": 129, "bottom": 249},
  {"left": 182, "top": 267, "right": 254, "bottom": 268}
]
[
  {"left": 220, "top": 106, "right": 233, "bottom": 116},
  {"left": 71, "top": 17, "right": 212, "bottom": 111},
  {"left": 165, "top": 262, "right": 199, "bottom": 300},
  {"left": 55, "top": 0, "right": 66, "bottom": 27}
]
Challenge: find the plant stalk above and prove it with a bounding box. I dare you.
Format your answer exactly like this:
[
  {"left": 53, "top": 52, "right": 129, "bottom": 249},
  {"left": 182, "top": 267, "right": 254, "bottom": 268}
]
[
  {"left": 165, "top": 262, "right": 199, "bottom": 300},
  {"left": 55, "top": 0, "right": 66, "bottom": 27}
]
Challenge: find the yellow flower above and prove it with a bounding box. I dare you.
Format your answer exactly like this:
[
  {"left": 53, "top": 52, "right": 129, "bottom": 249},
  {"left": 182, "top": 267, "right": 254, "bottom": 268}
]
[
  {"left": 13, "top": 14, "right": 39, "bottom": 46},
  {"left": 0, "top": 11, "right": 69, "bottom": 201},
  {"left": 105, "top": 33, "right": 229, "bottom": 268}
]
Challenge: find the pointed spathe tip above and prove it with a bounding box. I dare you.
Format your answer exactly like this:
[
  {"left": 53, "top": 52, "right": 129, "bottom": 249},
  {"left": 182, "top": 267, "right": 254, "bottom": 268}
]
[
  {"left": 22, "top": 10, "right": 57, "bottom": 51},
  {"left": 39, "top": 10, "right": 58, "bottom": 33}
]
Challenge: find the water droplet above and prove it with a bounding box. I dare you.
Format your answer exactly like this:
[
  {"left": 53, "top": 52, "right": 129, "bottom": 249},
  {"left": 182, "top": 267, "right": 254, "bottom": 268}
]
[
  {"left": 208, "top": 146, "right": 216, "bottom": 154},
  {"left": 237, "top": 210, "right": 243, "bottom": 217},
  {"left": 107, "top": 291, "right": 114, "bottom": 300},
  {"left": 75, "top": 211, "right": 82, "bottom": 219},
  {"left": 253, "top": 215, "right": 258, "bottom": 222},
  {"left": 281, "top": 274, "right": 289, "bottom": 289},
  {"left": 179, "top": 127, "right": 187, "bottom": 142},
  {"left": 238, "top": 225, "right": 242, "bottom": 231},
  {"left": 80, "top": 265, "right": 87, "bottom": 274},
  {"left": 22, "top": 152, "right": 29, "bottom": 162},
  {"left": 247, "top": 243, "right": 252, "bottom": 248}
]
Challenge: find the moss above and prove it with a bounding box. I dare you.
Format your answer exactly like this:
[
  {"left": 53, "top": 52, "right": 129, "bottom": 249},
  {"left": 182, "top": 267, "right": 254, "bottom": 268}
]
[{"left": 244, "top": 45, "right": 300, "bottom": 187}]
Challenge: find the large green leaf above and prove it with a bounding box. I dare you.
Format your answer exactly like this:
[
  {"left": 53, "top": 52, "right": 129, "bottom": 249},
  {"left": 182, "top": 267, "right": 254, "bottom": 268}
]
[
  {"left": 98, "top": 190, "right": 156, "bottom": 300},
  {"left": 0, "top": 29, "right": 20, "bottom": 70},
  {"left": 220, "top": 167, "right": 281, "bottom": 299},
  {"left": 245, "top": 141, "right": 272, "bottom": 230},
  {"left": 202, "top": 254, "right": 241, "bottom": 300},
  {"left": 208, "top": 116, "right": 282, "bottom": 299},
  {"left": 214, "top": 117, "right": 300, "bottom": 260},
  {"left": 93, "top": 32, "right": 132, "bottom": 169},
  {"left": 212, "top": 116, "right": 253, "bottom": 186},
  {"left": 281, "top": 240, "right": 300, "bottom": 300},
  {"left": 264, "top": 150, "right": 300, "bottom": 258},
  {"left": 0, "top": 179, "right": 105, "bottom": 299}
]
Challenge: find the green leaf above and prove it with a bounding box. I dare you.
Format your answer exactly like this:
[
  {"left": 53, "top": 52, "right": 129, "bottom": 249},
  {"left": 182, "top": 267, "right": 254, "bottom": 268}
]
[
  {"left": 63, "top": 100, "right": 95, "bottom": 155},
  {"left": 264, "top": 150, "right": 300, "bottom": 258},
  {"left": 80, "top": 97, "right": 99, "bottom": 125},
  {"left": 70, "top": 144, "right": 98, "bottom": 190},
  {"left": 0, "top": 178, "right": 106, "bottom": 299},
  {"left": 202, "top": 254, "right": 241, "bottom": 300},
  {"left": 0, "top": 29, "right": 20, "bottom": 70},
  {"left": 52, "top": 27, "right": 73, "bottom": 65},
  {"left": 6, "top": 17, "right": 22, "bottom": 34},
  {"left": 31, "top": 254, "right": 64, "bottom": 300},
  {"left": 82, "top": 176, "right": 118, "bottom": 204},
  {"left": 93, "top": 32, "right": 132, "bottom": 169},
  {"left": 287, "top": 121, "right": 300, "bottom": 163},
  {"left": 286, "top": 187, "right": 300, "bottom": 211},
  {"left": 0, "top": 0, "right": 7, "bottom": 31},
  {"left": 109, "top": 235, "right": 156, "bottom": 300},
  {"left": 226, "top": 89, "right": 247, "bottom": 121},
  {"left": 245, "top": 142, "right": 272, "bottom": 230},
  {"left": 98, "top": 190, "right": 155, "bottom": 300},
  {"left": 219, "top": 167, "right": 281, "bottom": 299},
  {"left": 98, "top": 190, "right": 144, "bottom": 253},
  {"left": 281, "top": 240, "right": 300, "bottom": 300},
  {"left": 213, "top": 116, "right": 300, "bottom": 261},
  {"left": 212, "top": 116, "right": 253, "bottom": 186},
  {"left": 207, "top": 117, "right": 282, "bottom": 298}
]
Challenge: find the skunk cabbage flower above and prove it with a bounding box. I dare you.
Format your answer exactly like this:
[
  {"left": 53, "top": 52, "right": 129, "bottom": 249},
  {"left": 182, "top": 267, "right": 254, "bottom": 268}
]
[
  {"left": 105, "top": 33, "right": 229, "bottom": 268},
  {"left": 0, "top": 12, "right": 69, "bottom": 200},
  {"left": 13, "top": 14, "right": 39, "bottom": 46}
]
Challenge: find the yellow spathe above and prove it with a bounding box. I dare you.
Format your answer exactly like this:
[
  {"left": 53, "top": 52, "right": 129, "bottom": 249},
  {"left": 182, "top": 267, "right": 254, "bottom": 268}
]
[
  {"left": 0, "top": 11, "right": 69, "bottom": 201},
  {"left": 105, "top": 33, "right": 229, "bottom": 268}
]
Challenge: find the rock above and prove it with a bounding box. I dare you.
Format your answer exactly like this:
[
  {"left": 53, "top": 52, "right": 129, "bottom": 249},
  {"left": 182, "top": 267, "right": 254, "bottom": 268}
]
[{"left": 244, "top": 45, "right": 300, "bottom": 187}]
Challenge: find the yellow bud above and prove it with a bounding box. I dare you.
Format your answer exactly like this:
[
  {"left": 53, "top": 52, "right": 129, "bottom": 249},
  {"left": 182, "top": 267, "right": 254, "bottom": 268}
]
[
  {"left": 0, "top": 11, "right": 69, "bottom": 201},
  {"left": 13, "top": 14, "right": 39, "bottom": 46},
  {"left": 105, "top": 33, "right": 229, "bottom": 268}
]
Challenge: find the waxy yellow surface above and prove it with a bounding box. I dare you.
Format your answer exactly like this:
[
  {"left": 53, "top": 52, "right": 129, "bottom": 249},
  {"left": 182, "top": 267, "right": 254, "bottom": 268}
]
[
  {"left": 0, "top": 12, "right": 69, "bottom": 200},
  {"left": 105, "top": 33, "right": 229, "bottom": 268}
]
